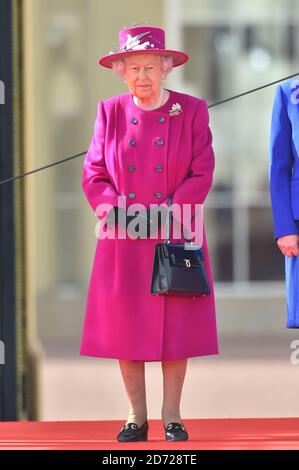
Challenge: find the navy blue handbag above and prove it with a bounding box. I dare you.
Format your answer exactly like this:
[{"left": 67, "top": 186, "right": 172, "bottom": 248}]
[{"left": 150, "top": 196, "right": 211, "bottom": 298}]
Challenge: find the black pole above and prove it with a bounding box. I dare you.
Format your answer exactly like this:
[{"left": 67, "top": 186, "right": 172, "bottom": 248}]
[{"left": 0, "top": 0, "right": 18, "bottom": 420}]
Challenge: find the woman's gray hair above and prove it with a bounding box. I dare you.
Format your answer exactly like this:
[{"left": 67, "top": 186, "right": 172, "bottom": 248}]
[{"left": 111, "top": 55, "right": 174, "bottom": 77}]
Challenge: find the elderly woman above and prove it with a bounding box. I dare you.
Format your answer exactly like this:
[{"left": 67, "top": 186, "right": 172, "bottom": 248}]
[{"left": 80, "top": 25, "right": 219, "bottom": 442}]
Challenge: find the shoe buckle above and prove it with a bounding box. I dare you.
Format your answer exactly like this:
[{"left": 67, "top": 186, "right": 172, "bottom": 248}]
[
  {"left": 125, "top": 423, "right": 138, "bottom": 430},
  {"left": 167, "top": 423, "right": 185, "bottom": 431}
]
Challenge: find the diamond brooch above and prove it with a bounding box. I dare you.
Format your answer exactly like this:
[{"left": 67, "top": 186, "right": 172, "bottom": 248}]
[{"left": 169, "top": 102, "right": 182, "bottom": 117}]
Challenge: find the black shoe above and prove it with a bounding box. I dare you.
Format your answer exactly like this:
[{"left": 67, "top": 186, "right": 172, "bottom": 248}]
[
  {"left": 164, "top": 422, "right": 189, "bottom": 441},
  {"left": 116, "top": 420, "right": 149, "bottom": 442}
]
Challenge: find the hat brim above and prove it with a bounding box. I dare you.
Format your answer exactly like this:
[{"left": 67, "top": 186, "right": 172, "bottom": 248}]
[{"left": 98, "top": 48, "right": 189, "bottom": 69}]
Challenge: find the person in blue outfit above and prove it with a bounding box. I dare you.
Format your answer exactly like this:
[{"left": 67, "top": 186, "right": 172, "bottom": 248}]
[{"left": 269, "top": 77, "right": 299, "bottom": 328}]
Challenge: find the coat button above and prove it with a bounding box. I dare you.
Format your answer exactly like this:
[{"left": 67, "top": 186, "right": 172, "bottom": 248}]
[
  {"left": 158, "top": 116, "right": 165, "bottom": 123},
  {"left": 155, "top": 165, "right": 163, "bottom": 172},
  {"left": 131, "top": 117, "right": 138, "bottom": 124},
  {"left": 128, "top": 192, "right": 135, "bottom": 199},
  {"left": 128, "top": 165, "right": 136, "bottom": 172},
  {"left": 155, "top": 138, "right": 164, "bottom": 146},
  {"left": 155, "top": 191, "right": 162, "bottom": 198},
  {"left": 128, "top": 139, "right": 136, "bottom": 146}
]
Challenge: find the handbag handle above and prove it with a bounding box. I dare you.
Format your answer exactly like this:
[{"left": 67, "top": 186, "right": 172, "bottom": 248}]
[{"left": 164, "top": 196, "right": 195, "bottom": 244}]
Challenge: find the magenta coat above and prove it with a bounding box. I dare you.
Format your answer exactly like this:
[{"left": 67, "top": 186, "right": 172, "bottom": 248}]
[{"left": 80, "top": 89, "right": 219, "bottom": 361}]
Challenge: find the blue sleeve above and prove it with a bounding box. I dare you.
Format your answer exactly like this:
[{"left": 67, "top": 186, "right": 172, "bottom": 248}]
[{"left": 269, "top": 84, "right": 298, "bottom": 240}]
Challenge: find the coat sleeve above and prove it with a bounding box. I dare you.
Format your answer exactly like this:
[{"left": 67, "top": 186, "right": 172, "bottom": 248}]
[
  {"left": 170, "top": 99, "right": 215, "bottom": 241},
  {"left": 82, "top": 101, "right": 125, "bottom": 220},
  {"left": 269, "top": 85, "right": 297, "bottom": 240}
]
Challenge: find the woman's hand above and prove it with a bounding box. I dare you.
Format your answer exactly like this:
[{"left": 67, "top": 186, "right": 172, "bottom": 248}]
[
  {"left": 106, "top": 205, "right": 168, "bottom": 236},
  {"left": 106, "top": 206, "right": 136, "bottom": 228},
  {"left": 277, "top": 234, "right": 299, "bottom": 257}
]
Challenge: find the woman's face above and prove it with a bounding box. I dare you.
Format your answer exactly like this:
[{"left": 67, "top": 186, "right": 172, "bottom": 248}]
[{"left": 123, "top": 53, "right": 165, "bottom": 99}]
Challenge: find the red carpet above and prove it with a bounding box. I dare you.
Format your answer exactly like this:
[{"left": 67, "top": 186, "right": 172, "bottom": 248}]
[{"left": 0, "top": 418, "right": 299, "bottom": 450}]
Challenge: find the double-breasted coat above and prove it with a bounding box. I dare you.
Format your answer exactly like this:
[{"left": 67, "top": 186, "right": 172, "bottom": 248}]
[{"left": 80, "top": 88, "right": 219, "bottom": 360}]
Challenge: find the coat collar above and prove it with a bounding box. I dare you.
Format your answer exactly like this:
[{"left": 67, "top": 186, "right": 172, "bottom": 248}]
[{"left": 126, "top": 89, "right": 180, "bottom": 115}]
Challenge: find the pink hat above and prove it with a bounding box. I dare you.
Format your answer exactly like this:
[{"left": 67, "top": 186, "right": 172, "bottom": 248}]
[{"left": 99, "top": 25, "right": 189, "bottom": 69}]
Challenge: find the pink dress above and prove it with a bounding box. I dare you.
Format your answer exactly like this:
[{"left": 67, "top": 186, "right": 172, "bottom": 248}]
[{"left": 80, "top": 89, "right": 219, "bottom": 361}]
